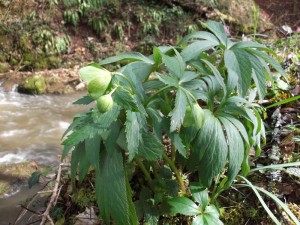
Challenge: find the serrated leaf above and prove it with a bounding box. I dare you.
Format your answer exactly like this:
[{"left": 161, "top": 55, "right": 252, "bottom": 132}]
[
  {"left": 181, "top": 40, "right": 218, "bottom": 62},
  {"left": 201, "top": 20, "right": 228, "bottom": 46},
  {"left": 125, "top": 111, "right": 146, "bottom": 160},
  {"left": 194, "top": 111, "right": 228, "bottom": 187},
  {"left": 231, "top": 48, "right": 253, "bottom": 97},
  {"left": 137, "top": 131, "right": 164, "bottom": 161},
  {"left": 178, "top": 31, "right": 220, "bottom": 46},
  {"left": 180, "top": 71, "right": 198, "bottom": 83},
  {"left": 168, "top": 197, "right": 200, "bottom": 216},
  {"left": 85, "top": 135, "right": 101, "bottom": 173},
  {"left": 143, "top": 80, "right": 165, "bottom": 90},
  {"left": 96, "top": 123, "right": 136, "bottom": 225},
  {"left": 246, "top": 48, "right": 285, "bottom": 77},
  {"left": 113, "top": 87, "right": 139, "bottom": 111},
  {"left": 219, "top": 117, "right": 244, "bottom": 186},
  {"left": 78, "top": 145, "right": 90, "bottom": 183},
  {"left": 73, "top": 95, "right": 94, "bottom": 105},
  {"left": 169, "top": 89, "right": 187, "bottom": 132},
  {"left": 162, "top": 49, "right": 185, "bottom": 78},
  {"left": 100, "top": 52, "right": 153, "bottom": 65},
  {"left": 201, "top": 59, "right": 226, "bottom": 96},
  {"left": 28, "top": 172, "right": 41, "bottom": 189},
  {"left": 157, "top": 73, "right": 179, "bottom": 86},
  {"left": 189, "top": 183, "right": 209, "bottom": 210},
  {"left": 224, "top": 50, "right": 239, "bottom": 93},
  {"left": 63, "top": 105, "right": 120, "bottom": 149},
  {"left": 230, "top": 41, "right": 266, "bottom": 49}
]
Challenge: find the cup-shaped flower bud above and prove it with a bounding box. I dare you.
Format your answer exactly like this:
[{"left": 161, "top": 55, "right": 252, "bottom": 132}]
[
  {"left": 96, "top": 94, "right": 114, "bottom": 113},
  {"left": 87, "top": 73, "right": 111, "bottom": 99}
]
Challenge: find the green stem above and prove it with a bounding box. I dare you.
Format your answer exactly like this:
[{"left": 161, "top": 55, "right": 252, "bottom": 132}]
[
  {"left": 146, "top": 85, "right": 171, "bottom": 106},
  {"left": 171, "top": 143, "right": 176, "bottom": 162},
  {"left": 134, "top": 157, "right": 152, "bottom": 184},
  {"left": 112, "top": 72, "right": 135, "bottom": 90},
  {"left": 162, "top": 152, "right": 186, "bottom": 195}
]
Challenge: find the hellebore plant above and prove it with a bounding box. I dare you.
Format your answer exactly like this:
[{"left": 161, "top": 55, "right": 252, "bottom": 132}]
[{"left": 62, "top": 20, "right": 287, "bottom": 224}]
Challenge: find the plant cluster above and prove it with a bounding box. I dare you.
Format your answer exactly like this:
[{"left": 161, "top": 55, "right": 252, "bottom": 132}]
[
  {"left": 62, "top": 20, "right": 300, "bottom": 224},
  {"left": 62, "top": 0, "right": 194, "bottom": 41}
]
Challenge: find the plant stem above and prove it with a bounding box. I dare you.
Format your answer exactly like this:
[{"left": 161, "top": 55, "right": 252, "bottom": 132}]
[
  {"left": 146, "top": 85, "right": 171, "bottom": 106},
  {"left": 134, "top": 157, "right": 152, "bottom": 184},
  {"left": 162, "top": 152, "right": 186, "bottom": 195}
]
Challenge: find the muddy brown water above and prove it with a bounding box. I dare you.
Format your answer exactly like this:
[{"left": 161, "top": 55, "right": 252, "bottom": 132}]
[{"left": 0, "top": 85, "right": 89, "bottom": 224}]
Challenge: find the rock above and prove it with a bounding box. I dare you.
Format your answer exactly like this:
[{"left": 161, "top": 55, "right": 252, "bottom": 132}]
[
  {"left": 18, "top": 75, "right": 47, "bottom": 94},
  {"left": 0, "top": 161, "right": 39, "bottom": 197}
]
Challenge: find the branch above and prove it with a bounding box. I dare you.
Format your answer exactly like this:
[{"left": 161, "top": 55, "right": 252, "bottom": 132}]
[{"left": 40, "top": 163, "right": 70, "bottom": 225}]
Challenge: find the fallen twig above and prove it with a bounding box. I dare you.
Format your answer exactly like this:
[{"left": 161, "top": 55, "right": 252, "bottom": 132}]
[{"left": 40, "top": 163, "right": 70, "bottom": 225}]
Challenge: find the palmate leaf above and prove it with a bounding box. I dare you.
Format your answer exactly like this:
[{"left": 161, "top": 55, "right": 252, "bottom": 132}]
[
  {"left": 62, "top": 105, "right": 120, "bottom": 157},
  {"left": 190, "top": 110, "right": 228, "bottom": 187},
  {"left": 113, "top": 86, "right": 139, "bottom": 111}
]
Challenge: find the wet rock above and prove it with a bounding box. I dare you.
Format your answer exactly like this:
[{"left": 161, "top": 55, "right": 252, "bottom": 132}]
[
  {"left": 18, "top": 75, "right": 47, "bottom": 94},
  {"left": 0, "top": 161, "right": 39, "bottom": 198}
]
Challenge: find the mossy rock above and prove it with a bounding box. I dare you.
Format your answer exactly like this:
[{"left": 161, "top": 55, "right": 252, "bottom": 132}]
[
  {"left": 18, "top": 75, "right": 47, "bottom": 94},
  {"left": 0, "top": 62, "right": 9, "bottom": 73}
]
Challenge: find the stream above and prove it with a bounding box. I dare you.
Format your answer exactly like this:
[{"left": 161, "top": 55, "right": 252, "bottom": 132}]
[{"left": 0, "top": 85, "right": 88, "bottom": 224}]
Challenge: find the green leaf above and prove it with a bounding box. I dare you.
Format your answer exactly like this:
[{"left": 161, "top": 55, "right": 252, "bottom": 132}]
[
  {"left": 78, "top": 145, "right": 90, "bottom": 183},
  {"left": 169, "top": 89, "right": 187, "bottom": 132},
  {"left": 73, "top": 95, "right": 94, "bottom": 105},
  {"left": 201, "top": 20, "right": 228, "bottom": 46},
  {"left": 178, "top": 31, "right": 220, "bottom": 46},
  {"left": 231, "top": 49, "right": 253, "bottom": 97},
  {"left": 137, "top": 131, "right": 164, "bottom": 161},
  {"left": 181, "top": 40, "right": 218, "bottom": 62},
  {"left": 85, "top": 135, "right": 101, "bottom": 173},
  {"left": 162, "top": 48, "right": 185, "bottom": 78},
  {"left": 63, "top": 105, "right": 120, "bottom": 150},
  {"left": 96, "top": 147, "right": 137, "bottom": 225},
  {"left": 113, "top": 87, "right": 139, "bottom": 111},
  {"left": 224, "top": 50, "right": 239, "bottom": 93},
  {"left": 167, "top": 197, "right": 200, "bottom": 216},
  {"left": 180, "top": 71, "right": 198, "bottom": 83},
  {"left": 230, "top": 41, "right": 266, "bottom": 49},
  {"left": 201, "top": 59, "right": 226, "bottom": 95},
  {"left": 265, "top": 95, "right": 300, "bottom": 109},
  {"left": 193, "top": 110, "right": 228, "bottom": 187},
  {"left": 189, "top": 183, "right": 209, "bottom": 210},
  {"left": 246, "top": 48, "right": 285, "bottom": 77},
  {"left": 125, "top": 111, "right": 146, "bottom": 160},
  {"left": 100, "top": 52, "right": 153, "bottom": 65},
  {"left": 28, "top": 172, "right": 41, "bottom": 189},
  {"left": 157, "top": 73, "right": 179, "bottom": 86},
  {"left": 70, "top": 143, "right": 83, "bottom": 184},
  {"left": 219, "top": 117, "right": 244, "bottom": 185},
  {"left": 153, "top": 47, "right": 162, "bottom": 65}
]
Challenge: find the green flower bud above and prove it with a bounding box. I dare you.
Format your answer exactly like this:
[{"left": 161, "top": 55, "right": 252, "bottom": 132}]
[
  {"left": 183, "top": 103, "right": 204, "bottom": 129},
  {"left": 87, "top": 73, "right": 111, "bottom": 100},
  {"left": 96, "top": 94, "right": 114, "bottom": 113}
]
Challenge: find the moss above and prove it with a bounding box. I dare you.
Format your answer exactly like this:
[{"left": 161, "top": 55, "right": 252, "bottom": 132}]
[
  {"left": 33, "top": 57, "right": 49, "bottom": 70},
  {"left": 0, "top": 62, "right": 9, "bottom": 73},
  {"left": 18, "top": 75, "right": 47, "bottom": 94},
  {"left": 47, "top": 55, "right": 60, "bottom": 69}
]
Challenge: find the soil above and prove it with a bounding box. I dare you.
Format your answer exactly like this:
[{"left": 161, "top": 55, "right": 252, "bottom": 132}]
[{"left": 254, "top": 0, "right": 300, "bottom": 30}]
